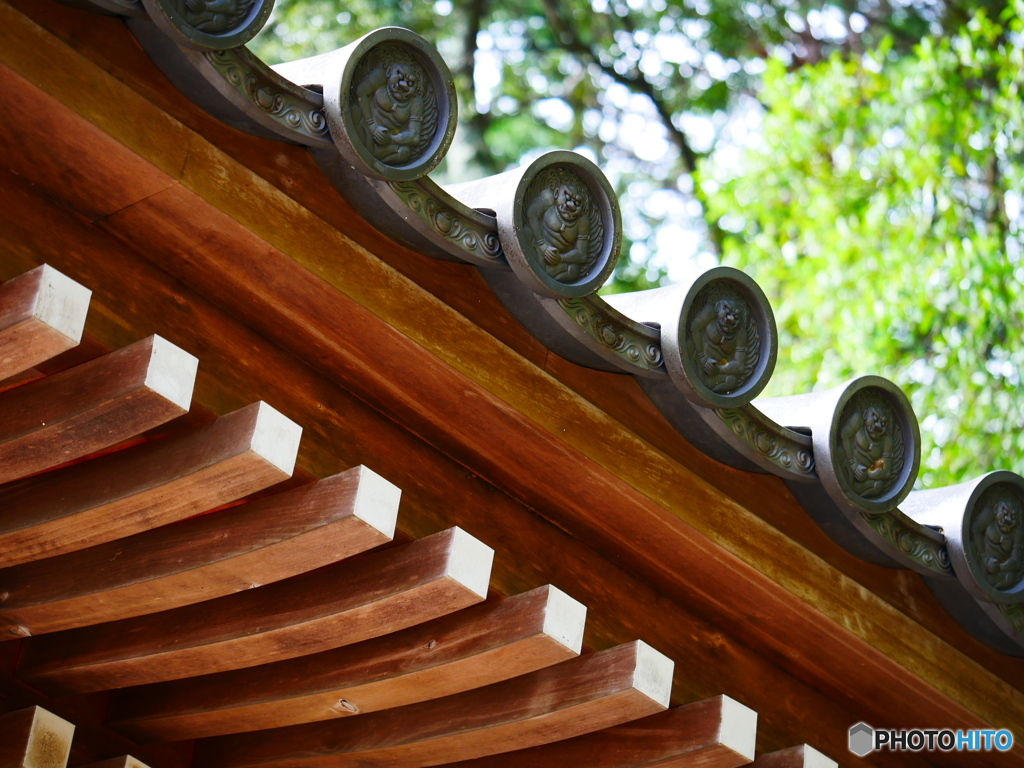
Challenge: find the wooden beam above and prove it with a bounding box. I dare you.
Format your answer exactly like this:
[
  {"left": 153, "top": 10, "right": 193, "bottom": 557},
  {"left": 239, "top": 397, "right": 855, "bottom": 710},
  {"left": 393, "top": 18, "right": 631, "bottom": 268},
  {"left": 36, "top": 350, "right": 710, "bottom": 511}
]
[
  {"left": 0, "top": 334, "right": 195, "bottom": 486},
  {"left": 194, "top": 640, "right": 673, "bottom": 768},
  {"left": 0, "top": 264, "right": 90, "bottom": 381},
  {"left": 436, "top": 694, "right": 757, "bottom": 768},
  {"left": 110, "top": 584, "right": 586, "bottom": 741},
  {"left": 17, "top": 527, "right": 493, "bottom": 694},
  {"left": 750, "top": 745, "right": 836, "bottom": 768},
  {"left": 0, "top": 400, "right": 300, "bottom": 571},
  {"left": 0, "top": 464, "right": 392, "bottom": 634},
  {"left": 0, "top": 706, "right": 74, "bottom": 768}
]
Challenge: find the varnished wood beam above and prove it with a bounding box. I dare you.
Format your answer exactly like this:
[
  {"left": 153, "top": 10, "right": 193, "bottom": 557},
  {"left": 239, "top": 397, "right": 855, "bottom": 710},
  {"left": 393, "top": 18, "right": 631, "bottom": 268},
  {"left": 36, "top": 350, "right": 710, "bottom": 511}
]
[
  {"left": 0, "top": 334, "right": 195, "bottom": 486},
  {"left": 110, "top": 584, "right": 586, "bottom": 741},
  {"left": 0, "top": 706, "right": 74, "bottom": 768},
  {"left": 0, "top": 400, "right": 300, "bottom": 572},
  {"left": 194, "top": 640, "right": 673, "bottom": 768},
  {"left": 17, "top": 527, "right": 493, "bottom": 694},
  {"left": 0, "top": 464, "right": 393, "bottom": 635},
  {"left": 437, "top": 694, "right": 757, "bottom": 768},
  {"left": 0, "top": 264, "right": 90, "bottom": 381},
  {"left": 750, "top": 745, "right": 836, "bottom": 768}
]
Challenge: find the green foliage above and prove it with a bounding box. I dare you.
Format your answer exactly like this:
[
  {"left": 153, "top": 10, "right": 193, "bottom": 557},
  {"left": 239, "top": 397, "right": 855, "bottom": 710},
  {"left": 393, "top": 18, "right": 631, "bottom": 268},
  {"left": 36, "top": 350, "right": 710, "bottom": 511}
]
[
  {"left": 252, "top": 0, "right": 949, "bottom": 280},
  {"left": 703, "top": 5, "right": 1024, "bottom": 485}
]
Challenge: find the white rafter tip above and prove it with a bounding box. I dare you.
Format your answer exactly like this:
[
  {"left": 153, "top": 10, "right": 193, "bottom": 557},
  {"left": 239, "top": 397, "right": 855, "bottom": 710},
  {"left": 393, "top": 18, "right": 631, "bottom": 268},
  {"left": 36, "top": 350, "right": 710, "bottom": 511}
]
[
  {"left": 33, "top": 264, "right": 91, "bottom": 344},
  {"left": 250, "top": 401, "right": 303, "bottom": 476},
  {"left": 28, "top": 706, "right": 76, "bottom": 764},
  {"left": 350, "top": 465, "right": 401, "bottom": 540},
  {"left": 541, "top": 585, "right": 587, "bottom": 655},
  {"left": 718, "top": 695, "right": 758, "bottom": 761},
  {"left": 144, "top": 335, "right": 198, "bottom": 411},
  {"left": 445, "top": 527, "right": 494, "bottom": 599},
  {"left": 632, "top": 640, "right": 674, "bottom": 709},
  {"left": 799, "top": 744, "right": 838, "bottom": 768}
]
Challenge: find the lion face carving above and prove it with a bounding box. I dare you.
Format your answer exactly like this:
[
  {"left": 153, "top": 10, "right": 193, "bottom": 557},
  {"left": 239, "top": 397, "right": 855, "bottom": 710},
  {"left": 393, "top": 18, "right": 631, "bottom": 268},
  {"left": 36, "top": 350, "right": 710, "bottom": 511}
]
[
  {"left": 179, "top": 0, "right": 255, "bottom": 33},
  {"left": 350, "top": 45, "right": 439, "bottom": 167},
  {"left": 996, "top": 499, "right": 1020, "bottom": 536},
  {"left": 715, "top": 299, "right": 742, "bottom": 336},
  {"left": 864, "top": 405, "right": 890, "bottom": 443},
  {"left": 554, "top": 184, "right": 583, "bottom": 224},
  {"left": 387, "top": 64, "right": 418, "bottom": 102}
]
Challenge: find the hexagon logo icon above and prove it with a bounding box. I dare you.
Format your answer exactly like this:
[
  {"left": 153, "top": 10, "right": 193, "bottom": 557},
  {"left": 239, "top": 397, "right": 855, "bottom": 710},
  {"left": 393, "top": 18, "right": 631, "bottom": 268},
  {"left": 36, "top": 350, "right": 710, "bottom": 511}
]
[{"left": 849, "top": 722, "right": 874, "bottom": 757}]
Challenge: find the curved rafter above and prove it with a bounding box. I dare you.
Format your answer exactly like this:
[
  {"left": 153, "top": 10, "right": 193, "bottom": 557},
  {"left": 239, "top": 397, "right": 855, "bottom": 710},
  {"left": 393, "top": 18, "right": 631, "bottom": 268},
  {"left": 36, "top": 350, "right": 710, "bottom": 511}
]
[
  {"left": 0, "top": 466, "right": 399, "bottom": 635},
  {"left": 107, "top": 585, "right": 587, "bottom": 741},
  {"left": 192, "top": 641, "right": 674, "bottom": 768}
]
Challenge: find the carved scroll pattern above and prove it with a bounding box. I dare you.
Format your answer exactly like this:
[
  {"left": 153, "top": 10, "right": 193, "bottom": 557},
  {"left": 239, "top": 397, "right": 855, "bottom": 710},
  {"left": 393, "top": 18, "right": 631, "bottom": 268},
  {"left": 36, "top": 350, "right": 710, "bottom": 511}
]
[
  {"left": 714, "top": 407, "right": 816, "bottom": 479},
  {"left": 204, "top": 50, "right": 330, "bottom": 143},
  {"left": 557, "top": 298, "right": 664, "bottom": 373},
  {"left": 387, "top": 181, "right": 504, "bottom": 263},
  {"left": 861, "top": 510, "right": 953, "bottom": 576}
]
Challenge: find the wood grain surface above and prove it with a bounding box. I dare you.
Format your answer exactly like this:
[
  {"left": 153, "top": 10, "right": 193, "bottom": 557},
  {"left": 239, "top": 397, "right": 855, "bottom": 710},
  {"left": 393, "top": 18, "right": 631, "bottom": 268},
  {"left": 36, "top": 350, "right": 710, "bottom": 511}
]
[
  {"left": 437, "top": 694, "right": 757, "bottom": 768},
  {"left": 110, "top": 584, "right": 586, "bottom": 740},
  {"left": 750, "top": 745, "right": 836, "bottom": 768},
  {"left": 78, "top": 759, "right": 151, "bottom": 768},
  {"left": 0, "top": 401, "right": 299, "bottom": 571},
  {"left": 0, "top": 264, "right": 90, "bottom": 381},
  {"left": 0, "top": 464, "right": 392, "bottom": 634},
  {"left": 0, "top": 108, "right": 977, "bottom": 768},
  {"left": 194, "top": 641, "right": 673, "bottom": 768},
  {"left": 17, "top": 528, "right": 493, "bottom": 694},
  {"left": 0, "top": 334, "right": 196, "bottom": 487}
]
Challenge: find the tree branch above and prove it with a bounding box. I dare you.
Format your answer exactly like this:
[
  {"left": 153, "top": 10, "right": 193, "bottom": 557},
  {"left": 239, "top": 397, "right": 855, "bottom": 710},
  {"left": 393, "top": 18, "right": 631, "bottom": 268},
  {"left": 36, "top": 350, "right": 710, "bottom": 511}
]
[
  {"left": 457, "top": 0, "right": 499, "bottom": 172},
  {"left": 539, "top": 0, "right": 699, "bottom": 174}
]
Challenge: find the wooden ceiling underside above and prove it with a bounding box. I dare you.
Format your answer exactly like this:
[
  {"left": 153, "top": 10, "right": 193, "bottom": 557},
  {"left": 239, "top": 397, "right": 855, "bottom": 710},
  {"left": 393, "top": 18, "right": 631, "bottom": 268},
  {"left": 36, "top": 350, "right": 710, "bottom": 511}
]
[
  {"left": 0, "top": 262, "right": 773, "bottom": 768},
  {"left": 0, "top": 1, "right": 1022, "bottom": 766}
]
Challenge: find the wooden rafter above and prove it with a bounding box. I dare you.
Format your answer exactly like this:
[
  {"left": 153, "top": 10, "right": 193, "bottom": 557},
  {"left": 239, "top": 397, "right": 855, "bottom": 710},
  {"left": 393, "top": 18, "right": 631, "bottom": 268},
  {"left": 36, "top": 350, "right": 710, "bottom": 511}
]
[
  {"left": 193, "top": 641, "right": 673, "bottom": 768},
  {"left": 437, "top": 695, "right": 758, "bottom": 768},
  {"left": 0, "top": 465, "right": 398, "bottom": 635},
  {"left": 110, "top": 584, "right": 586, "bottom": 740},
  {"left": 0, "top": 264, "right": 90, "bottom": 382},
  {"left": 0, "top": 335, "right": 196, "bottom": 489}
]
